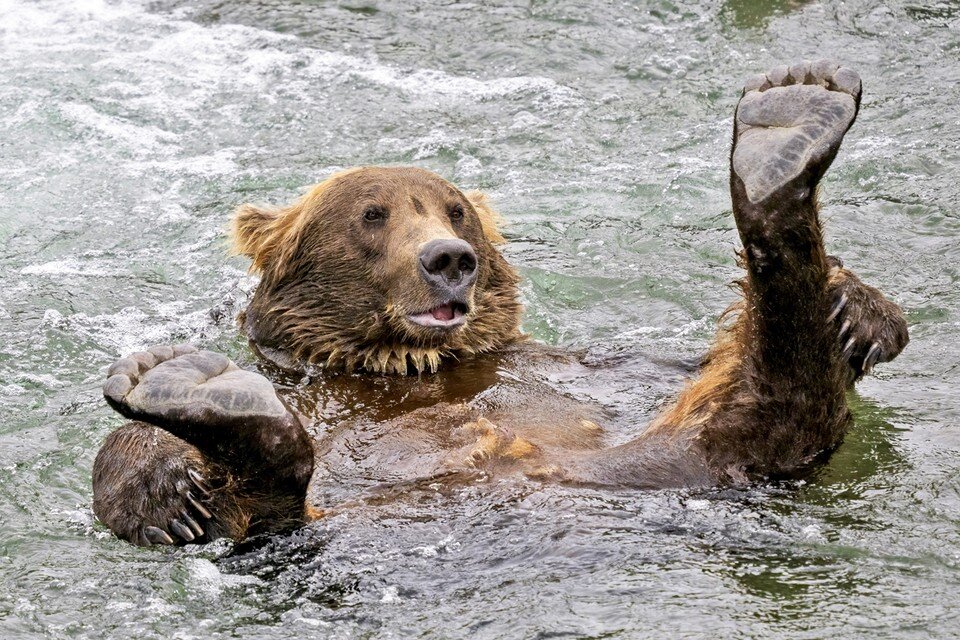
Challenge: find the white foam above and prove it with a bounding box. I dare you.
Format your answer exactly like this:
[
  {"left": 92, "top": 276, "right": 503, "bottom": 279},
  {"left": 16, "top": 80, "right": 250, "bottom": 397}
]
[
  {"left": 21, "top": 258, "right": 120, "bottom": 277},
  {"left": 142, "top": 597, "right": 183, "bottom": 618},
  {"left": 280, "top": 609, "right": 332, "bottom": 629},
  {"left": 13, "top": 372, "right": 66, "bottom": 390},
  {"left": 61, "top": 508, "right": 94, "bottom": 524},
  {"left": 59, "top": 103, "right": 180, "bottom": 155},
  {"left": 184, "top": 558, "right": 260, "bottom": 598},
  {"left": 380, "top": 585, "right": 401, "bottom": 603},
  {"left": 410, "top": 533, "right": 458, "bottom": 557},
  {"left": 0, "top": 0, "right": 579, "bottom": 210},
  {"left": 305, "top": 50, "right": 577, "bottom": 102},
  {"left": 615, "top": 316, "right": 713, "bottom": 343},
  {"left": 14, "top": 0, "right": 576, "bottom": 117},
  {"left": 0, "top": 99, "right": 43, "bottom": 129},
  {"left": 130, "top": 149, "right": 239, "bottom": 178},
  {"left": 39, "top": 305, "right": 214, "bottom": 356}
]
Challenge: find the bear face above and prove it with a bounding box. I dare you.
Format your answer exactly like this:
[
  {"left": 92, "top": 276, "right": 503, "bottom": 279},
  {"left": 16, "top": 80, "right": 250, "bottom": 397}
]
[{"left": 231, "top": 167, "right": 523, "bottom": 374}]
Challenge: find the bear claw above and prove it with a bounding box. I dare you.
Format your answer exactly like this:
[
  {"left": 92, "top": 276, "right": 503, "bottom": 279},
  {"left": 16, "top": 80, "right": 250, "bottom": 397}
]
[
  {"left": 187, "top": 469, "right": 212, "bottom": 496},
  {"left": 169, "top": 519, "right": 195, "bottom": 542},
  {"left": 180, "top": 512, "right": 204, "bottom": 537},
  {"left": 863, "top": 342, "right": 882, "bottom": 374},
  {"left": 129, "top": 469, "right": 216, "bottom": 545},
  {"left": 144, "top": 526, "right": 174, "bottom": 546},
  {"left": 842, "top": 335, "right": 857, "bottom": 360},
  {"left": 826, "top": 265, "right": 908, "bottom": 378},
  {"left": 838, "top": 319, "right": 852, "bottom": 343},
  {"left": 186, "top": 491, "right": 212, "bottom": 519},
  {"left": 827, "top": 292, "right": 848, "bottom": 323}
]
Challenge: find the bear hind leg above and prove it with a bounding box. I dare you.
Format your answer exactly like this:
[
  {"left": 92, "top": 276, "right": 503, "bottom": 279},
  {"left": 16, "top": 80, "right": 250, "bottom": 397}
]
[
  {"left": 102, "top": 345, "right": 315, "bottom": 503},
  {"left": 711, "top": 60, "right": 863, "bottom": 473},
  {"left": 649, "top": 61, "right": 866, "bottom": 481}
]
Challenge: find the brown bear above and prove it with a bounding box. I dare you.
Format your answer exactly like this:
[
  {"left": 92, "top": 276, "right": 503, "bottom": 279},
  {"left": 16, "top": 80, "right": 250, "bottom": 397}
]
[{"left": 92, "top": 60, "right": 908, "bottom": 546}]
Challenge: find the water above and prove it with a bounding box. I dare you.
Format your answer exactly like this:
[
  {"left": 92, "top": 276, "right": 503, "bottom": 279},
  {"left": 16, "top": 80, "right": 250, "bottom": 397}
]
[{"left": 1, "top": 0, "right": 959, "bottom": 637}]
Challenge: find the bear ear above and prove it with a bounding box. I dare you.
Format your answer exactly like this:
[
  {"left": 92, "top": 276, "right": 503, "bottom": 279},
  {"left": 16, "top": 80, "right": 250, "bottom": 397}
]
[
  {"left": 465, "top": 190, "right": 506, "bottom": 245},
  {"left": 230, "top": 203, "right": 300, "bottom": 275},
  {"left": 231, "top": 170, "right": 361, "bottom": 276}
]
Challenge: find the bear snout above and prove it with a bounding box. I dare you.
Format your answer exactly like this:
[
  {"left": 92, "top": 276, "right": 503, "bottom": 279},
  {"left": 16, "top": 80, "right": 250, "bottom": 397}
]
[{"left": 418, "top": 239, "right": 478, "bottom": 293}]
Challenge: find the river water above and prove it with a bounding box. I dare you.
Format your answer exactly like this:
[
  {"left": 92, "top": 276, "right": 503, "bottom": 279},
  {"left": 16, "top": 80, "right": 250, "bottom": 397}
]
[{"left": 1, "top": 0, "right": 959, "bottom": 638}]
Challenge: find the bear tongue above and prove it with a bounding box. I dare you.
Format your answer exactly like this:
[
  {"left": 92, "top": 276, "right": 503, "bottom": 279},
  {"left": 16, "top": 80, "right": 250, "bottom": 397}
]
[{"left": 430, "top": 303, "right": 455, "bottom": 321}]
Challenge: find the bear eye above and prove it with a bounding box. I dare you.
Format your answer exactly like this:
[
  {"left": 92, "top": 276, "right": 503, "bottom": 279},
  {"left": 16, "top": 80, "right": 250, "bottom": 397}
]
[
  {"left": 363, "top": 205, "right": 387, "bottom": 222},
  {"left": 449, "top": 204, "right": 465, "bottom": 221}
]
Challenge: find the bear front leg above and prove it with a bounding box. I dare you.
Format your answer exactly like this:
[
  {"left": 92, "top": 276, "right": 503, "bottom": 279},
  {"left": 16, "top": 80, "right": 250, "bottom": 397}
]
[
  {"left": 825, "top": 258, "right": 909, "bottom": 381},
  {"left": 94, "top": 345, "right": 316, "bottom": 545},
  {"left": 93, "top": 422, "right": 248, "bottom": 545}
]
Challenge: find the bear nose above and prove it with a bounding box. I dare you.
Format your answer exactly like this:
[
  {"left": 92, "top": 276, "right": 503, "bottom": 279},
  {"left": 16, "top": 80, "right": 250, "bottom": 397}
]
[{"left": 418, "top": 239, "right": 478, "bottom": 290}]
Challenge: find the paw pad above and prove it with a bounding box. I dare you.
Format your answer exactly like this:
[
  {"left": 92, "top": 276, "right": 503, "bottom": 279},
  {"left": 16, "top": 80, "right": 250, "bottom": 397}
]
[{"left": 734, "top": 60, "right": 861, "bottom": 204}]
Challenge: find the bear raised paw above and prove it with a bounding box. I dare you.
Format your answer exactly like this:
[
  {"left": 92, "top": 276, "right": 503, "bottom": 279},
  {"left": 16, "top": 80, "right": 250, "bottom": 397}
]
[{"left": 92, "top": 60, "right": 908, "bottom": 545}]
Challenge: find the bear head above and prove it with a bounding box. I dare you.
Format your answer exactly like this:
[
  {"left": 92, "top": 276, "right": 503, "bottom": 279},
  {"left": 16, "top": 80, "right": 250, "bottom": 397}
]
[{"left": 231, "top": 167, "right": 523, "bottom": 374}]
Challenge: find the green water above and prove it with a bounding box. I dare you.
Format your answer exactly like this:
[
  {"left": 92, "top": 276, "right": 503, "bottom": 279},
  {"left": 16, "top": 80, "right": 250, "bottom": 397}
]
[{"left": 1, "top": 0, "right": 958, "bottom": 637}]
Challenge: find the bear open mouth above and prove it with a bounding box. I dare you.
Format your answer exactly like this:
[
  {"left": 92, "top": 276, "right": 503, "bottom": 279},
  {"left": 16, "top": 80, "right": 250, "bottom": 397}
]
[{"left": 406, "top": 302, "right": 468, "bottom": 329}]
